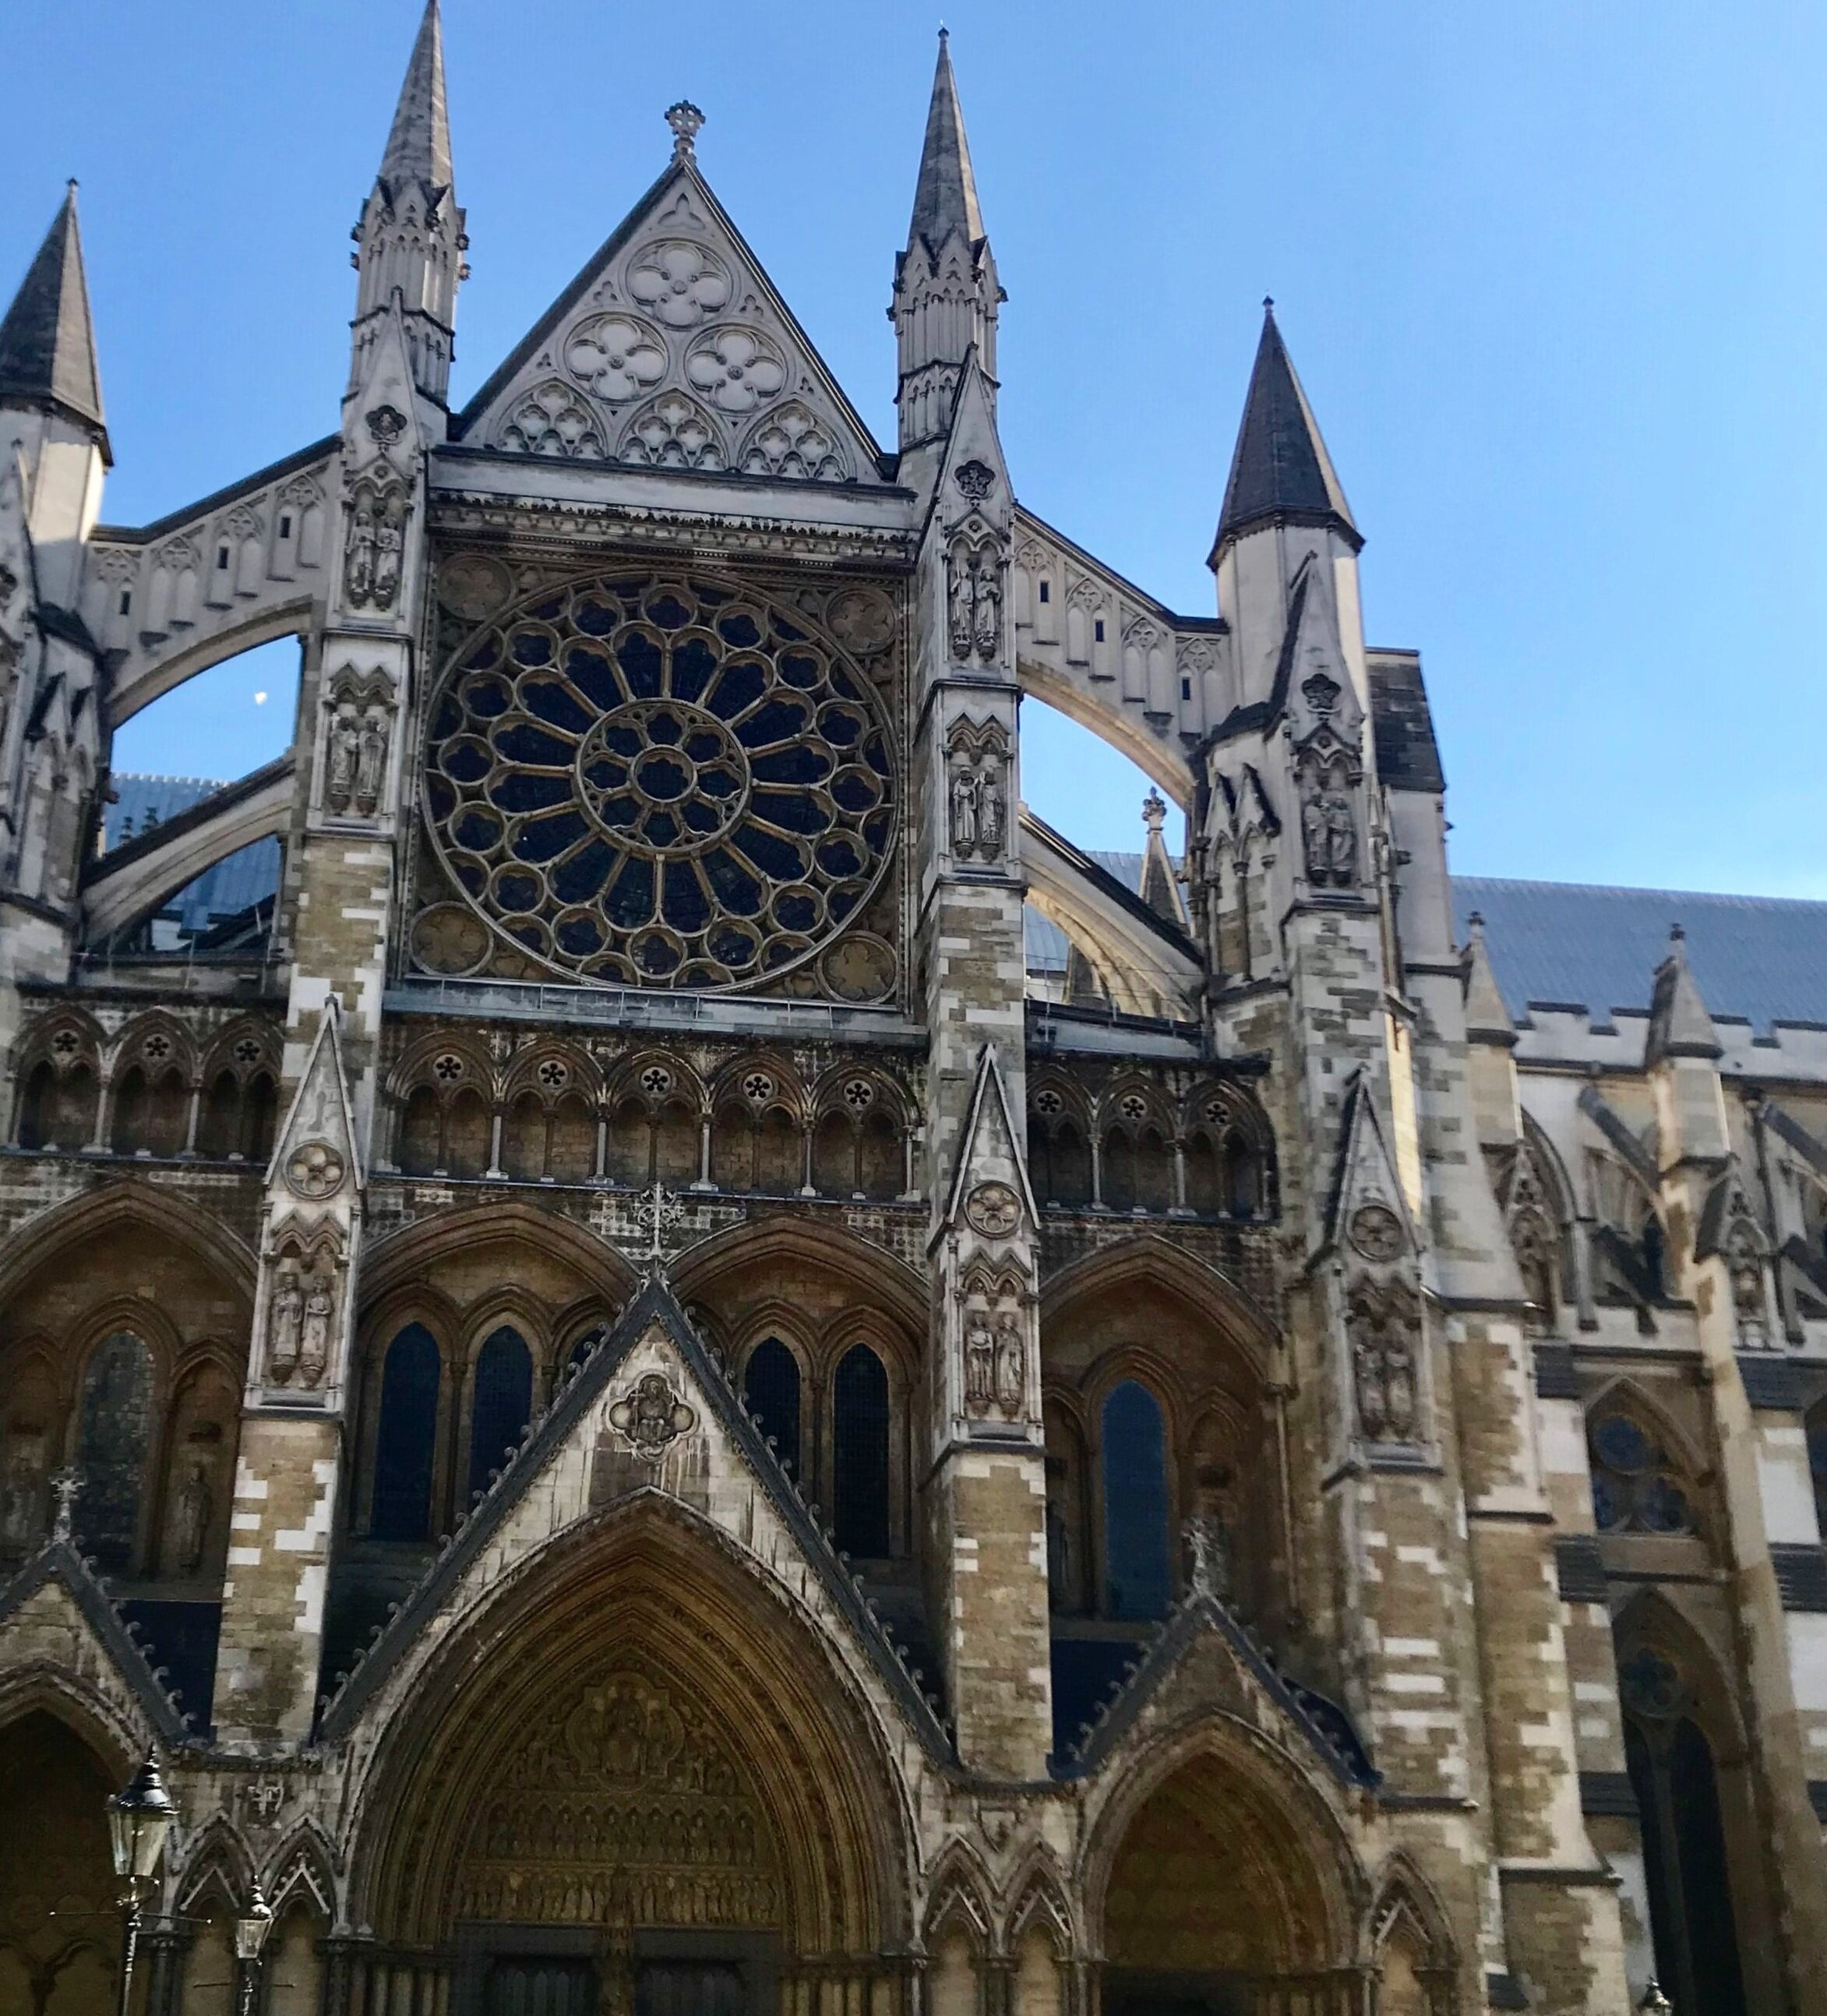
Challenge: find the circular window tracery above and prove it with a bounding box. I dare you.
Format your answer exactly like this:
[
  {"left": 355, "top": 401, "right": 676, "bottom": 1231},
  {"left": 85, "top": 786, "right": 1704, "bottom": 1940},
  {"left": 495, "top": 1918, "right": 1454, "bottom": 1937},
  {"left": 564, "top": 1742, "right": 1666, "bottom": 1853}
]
[{"left": 424, "top": 573, "right": 895, "bottom": 990}]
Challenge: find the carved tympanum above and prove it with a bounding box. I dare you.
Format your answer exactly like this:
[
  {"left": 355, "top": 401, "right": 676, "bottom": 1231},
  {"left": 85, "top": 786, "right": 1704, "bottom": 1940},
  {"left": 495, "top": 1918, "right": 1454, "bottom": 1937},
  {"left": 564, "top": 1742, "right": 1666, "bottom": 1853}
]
[{"left": 609, "top": 1372, "right": 696, "bottom": 1459}]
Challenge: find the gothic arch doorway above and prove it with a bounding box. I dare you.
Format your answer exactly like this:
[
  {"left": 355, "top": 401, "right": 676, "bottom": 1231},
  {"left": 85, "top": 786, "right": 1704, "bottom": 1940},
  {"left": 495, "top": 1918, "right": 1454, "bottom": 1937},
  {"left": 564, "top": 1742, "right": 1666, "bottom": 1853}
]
[
  {"left": 1088, "top": 1730, "right": 1362, "bottom": 2016},
  {"left": 353, "top": 1505, "right": 912, "bottom": 2014}
]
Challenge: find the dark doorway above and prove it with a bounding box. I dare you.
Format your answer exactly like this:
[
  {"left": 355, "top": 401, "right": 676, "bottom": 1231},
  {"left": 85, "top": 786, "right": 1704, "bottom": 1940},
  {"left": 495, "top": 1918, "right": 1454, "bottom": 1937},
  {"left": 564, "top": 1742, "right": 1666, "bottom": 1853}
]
[
  {"left": 481, "top": 1955, "right": 598, "bottom": 2016},
  {"left": 637, "top": 1959, "right": 749, "bottom": 2016}
]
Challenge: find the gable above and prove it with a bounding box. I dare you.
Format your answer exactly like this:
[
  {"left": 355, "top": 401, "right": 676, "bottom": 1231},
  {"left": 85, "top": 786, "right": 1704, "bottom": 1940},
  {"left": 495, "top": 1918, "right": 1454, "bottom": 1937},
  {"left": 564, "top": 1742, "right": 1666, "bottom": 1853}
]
[{"left": 456, "top": 162, "right": 889, "bottom": 489}]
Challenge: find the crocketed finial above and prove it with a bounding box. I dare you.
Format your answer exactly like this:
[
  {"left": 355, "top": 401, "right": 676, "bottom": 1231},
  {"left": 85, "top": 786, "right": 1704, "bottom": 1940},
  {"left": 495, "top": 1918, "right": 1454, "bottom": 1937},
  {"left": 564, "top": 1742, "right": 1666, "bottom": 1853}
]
[{"left": 666, "top": 101, "right": 705, "bottom": 161}]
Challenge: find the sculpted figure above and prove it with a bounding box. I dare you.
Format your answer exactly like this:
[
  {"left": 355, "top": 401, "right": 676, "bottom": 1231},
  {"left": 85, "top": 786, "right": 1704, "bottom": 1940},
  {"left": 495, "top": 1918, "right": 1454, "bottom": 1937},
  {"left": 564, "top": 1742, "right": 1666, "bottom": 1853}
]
[
  {"left": 0, "top": 1436, "right": 44, "bottom": 1559},
  {"left": 268, "top": 1271, "right": 302, "bottom": 1381},
  {"left": 173, "top": 1455, "right": 212, "bottom": 1576},
  {"left": 326, "top": 712, "right": 359, "bottom": 813},
  {"left": 963, "top": 1312, "right": 995, "bottom": 1412},
  {"left": 976, "top": 760, "right": 1005, "bottom": 858},
  {"left": 1301, "top": 790, "right": 1329, "bottom": 884},
  {"left": 948, "top": 553, "right": 975, "bottom": 660},
  {"left": 299, "top": 1278, "right": 333, "bottom": 1386},
  {"left": 372, "top": 499, "right": 405, "bottom": 609},
  {"left": 1324, "top": 791, "right": 1356, "bottom": 884},
  {"left": 344, "top": 500, "right": 376, "bottom": 606},
  {"left": 993, "top": 1312, "right": 1024, "bottom": 1413},
  {"left": 972, "top": 553, "right": 1002, "bottom": 660},
  {"left": 355, "top": 711, "right": 389, "bottom": 812},
  {"left": 1383, "top": 1333, "right": 1416, "bottom": 1439},
  {"left": 950, "top": 766, "right": 978, "bottom": 856},
  {"left": 1354, "top": 1336, "right": 1388, "bottom": 1441}
]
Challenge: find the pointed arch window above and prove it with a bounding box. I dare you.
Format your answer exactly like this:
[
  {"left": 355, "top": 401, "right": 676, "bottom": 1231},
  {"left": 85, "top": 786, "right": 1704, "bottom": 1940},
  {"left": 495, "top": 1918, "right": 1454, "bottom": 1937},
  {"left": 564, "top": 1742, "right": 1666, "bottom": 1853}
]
[
  {"left": 1101, "top": 1379, "right": 1172, "bottom": 1620},
  {"left": 466, "top": 1326, "right": 534, "bottom": 1508},
  {"left": 371, "top": 1323, "right": 441, "bottom": 1541},
  {"left": 75, "top": 1332, "right": 156, "bottom": 1574},
  {"left": 1589, "top": 1408, "right": 1691, "bottom": 1534},
  {"left": 742, "top": 1337, "right": 801, "bottom": 1478},
  {"left": 1621, "top": 1648, "right": 1748, "bottom": 2016},
  {"left": 832, "top": 1343, "right": 890, "bottom": 1559}
]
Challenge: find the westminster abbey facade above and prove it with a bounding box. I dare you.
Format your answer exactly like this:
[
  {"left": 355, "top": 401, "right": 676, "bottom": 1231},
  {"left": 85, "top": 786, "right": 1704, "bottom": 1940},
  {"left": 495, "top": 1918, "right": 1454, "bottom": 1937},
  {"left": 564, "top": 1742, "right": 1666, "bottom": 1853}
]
[{"left": 3, "top": 9, "right": 1827, "bottom": 2014}]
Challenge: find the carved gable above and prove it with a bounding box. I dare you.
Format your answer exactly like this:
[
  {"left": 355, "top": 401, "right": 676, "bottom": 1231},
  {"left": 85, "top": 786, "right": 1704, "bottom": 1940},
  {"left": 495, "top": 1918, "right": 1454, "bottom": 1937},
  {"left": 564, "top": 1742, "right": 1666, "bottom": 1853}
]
[{"left": 458, "top": 161, "right": 885, "bottom": 487}]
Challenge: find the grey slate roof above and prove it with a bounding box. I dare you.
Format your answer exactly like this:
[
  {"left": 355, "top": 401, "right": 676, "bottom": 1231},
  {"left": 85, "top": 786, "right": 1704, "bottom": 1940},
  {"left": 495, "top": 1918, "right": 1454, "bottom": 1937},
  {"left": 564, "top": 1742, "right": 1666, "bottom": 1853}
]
[
  {"left": 1452, "top": 877, "right": 1827, "bottom": 1034},
  {"left": 0, "top": 183, "right": 105, "bottom": 439},
  {"left": 104, "top": 774, "right": 280, "bottom": 938},
  {"left": 907, "top": 31, "right": 985, "bottom": 251},
  {"left": 1025, "top": 849, "right": 1148, "bottom": 973},
  {"left": 379, "top": 0, "right": 453, "bottom": 196},
  {"left": 1212, "top": 304, "right": 1357, "bottom": 559}
]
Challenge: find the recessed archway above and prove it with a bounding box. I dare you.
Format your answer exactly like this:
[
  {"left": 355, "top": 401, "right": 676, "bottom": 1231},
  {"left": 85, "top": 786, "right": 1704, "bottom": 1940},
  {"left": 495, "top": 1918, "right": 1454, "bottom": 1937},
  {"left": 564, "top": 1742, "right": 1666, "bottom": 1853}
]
[{"left": 351, "top": 1499, "right": 913, "bottom": 1967}]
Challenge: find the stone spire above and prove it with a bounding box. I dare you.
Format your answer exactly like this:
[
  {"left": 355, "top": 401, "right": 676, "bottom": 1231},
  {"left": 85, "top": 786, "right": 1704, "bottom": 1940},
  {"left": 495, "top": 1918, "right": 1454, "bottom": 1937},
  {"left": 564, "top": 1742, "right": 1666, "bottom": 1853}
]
[
  {"left": 379, "top": 0, "right": 453, "bottom": 198},
  {"left": 907, "top": 30, "right": 984, "bottom": 252},
  {"left": 1645, "top": 923, "right": 1722, "bottom": 1064},
  {"left": 351, "top": 0, "right": 465, "bottom": 408},
  {"left": 1210, "top": 300, "right": 1356, "bottom": 566},
  {"left": 0, "top": 183, "right": 106, "bottom": 450},
  {"left": 1462, "top": 913, "right": 1516, "bottom": 1046},
  {"left": 891, "top": 30, "right": 1001, "bottom": 452},
  {"left": 1139, "top": 791, "right": 1187, "bottom": 927}
]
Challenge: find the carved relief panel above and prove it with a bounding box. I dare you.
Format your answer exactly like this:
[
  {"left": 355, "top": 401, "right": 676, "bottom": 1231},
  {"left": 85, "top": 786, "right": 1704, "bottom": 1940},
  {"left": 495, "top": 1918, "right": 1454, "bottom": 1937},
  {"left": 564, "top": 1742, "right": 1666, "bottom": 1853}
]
[
  {"left": 946, "top": 717, "right": 1010, "bottom": 867},
  {"left": 317, "top": 663, "right": 398, "bottom": 824}
]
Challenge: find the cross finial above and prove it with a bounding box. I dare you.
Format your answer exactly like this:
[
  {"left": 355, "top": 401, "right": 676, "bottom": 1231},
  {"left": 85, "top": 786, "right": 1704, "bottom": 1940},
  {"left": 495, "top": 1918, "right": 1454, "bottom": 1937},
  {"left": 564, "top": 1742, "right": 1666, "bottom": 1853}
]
[
  {"left": 51, "top": 1467, "right": 80, "bottom": 1543},
  {"left": 1263, "top": 295, "right": 1275, "bottom": 313},
  {"left": 666, "top": 101, "right": 705, "bottom": 161},
  {"left": 635, "top": 1178, "right": 686, "bottom": 1269}
]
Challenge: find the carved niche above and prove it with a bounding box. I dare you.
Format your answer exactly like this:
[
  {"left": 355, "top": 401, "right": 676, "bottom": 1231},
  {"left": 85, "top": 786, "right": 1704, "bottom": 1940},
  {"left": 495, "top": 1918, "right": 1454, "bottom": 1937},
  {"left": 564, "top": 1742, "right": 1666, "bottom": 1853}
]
[
  {"left": 609, "top": 1372, "right": 697, "bottom": 1460},
  {"left": 959, "top": 1260, "right": 1029, "bottom": 1424},
  {"left": 946, "top": 520, "right": 1006, "bottom": 668},
  {"left": 456, "top": 1658, "right": 780, "bottom": 1927},
  {"left": 343, "top": 457, "right": 411, "bottom": 613},
  {"left": 320, "top": 666, "right": 396, "bottom": 820},
  {"left": 264, "top": 1224, "right": 343, "bottom": 1392},
  {"left": 1349, "top": 1278, "right": 1423, "bottom": 1447},
  {"left": 947, "top": 717, "right": 1010, "bottom": 866}
]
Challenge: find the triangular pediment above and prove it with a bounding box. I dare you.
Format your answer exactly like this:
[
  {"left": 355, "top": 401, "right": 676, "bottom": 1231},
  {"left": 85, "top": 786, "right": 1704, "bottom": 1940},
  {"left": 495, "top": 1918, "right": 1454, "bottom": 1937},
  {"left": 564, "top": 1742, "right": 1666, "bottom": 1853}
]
[
  {"left": 317, "top": 1273, "right": 947, "bottom": 1754},
  {"left": 267, "top": 998, "right": 362, "bottom": 1203},
  {"left": 1319, "top": 1069, "right": 1420, "bottom": 1266},
  {"left": 456, "top": 160, "right": 890, "bottom": 489},
  {"left": 939, "top": 1042, "right": 1039, "bottom": 1237}
]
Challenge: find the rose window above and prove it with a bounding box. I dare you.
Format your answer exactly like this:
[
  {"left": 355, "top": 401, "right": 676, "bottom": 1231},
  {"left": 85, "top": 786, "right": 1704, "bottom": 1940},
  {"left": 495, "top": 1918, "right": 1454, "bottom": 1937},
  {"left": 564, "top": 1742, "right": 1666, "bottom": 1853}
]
[{"left": 424, "top": 573, "right": 895, "bottom": 990}]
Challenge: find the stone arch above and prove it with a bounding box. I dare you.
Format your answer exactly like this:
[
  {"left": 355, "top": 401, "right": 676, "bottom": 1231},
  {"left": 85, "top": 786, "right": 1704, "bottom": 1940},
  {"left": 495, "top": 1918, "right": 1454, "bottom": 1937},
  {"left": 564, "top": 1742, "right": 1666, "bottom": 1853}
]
[
  {"left": 262, "top": 1817, "right": 341, "bottom": 1920},
  {"left": 1366, "top": 1852, "right": 1458, "bottom": 2016},
  {"left": 345, "top": 1498, "right": 914, "bottom": 1957},
  {"left": 175, "top": 1813, "right": 259, "bottom": 1916},
  {"left": 672, "top": 1217, "right": 927, "bottom": 1340},
  {"left": 1081, "top": 1715, "right": 1363, "bottom": 1982},
  {"left": 1583, "top": 1376, "right": 1709, "bottom": 1541},
  {"left": 0, "top": 1180, "right": 258, "bottom": 1312},
  {"left": 1041, "top": 1235, "right": 1277, "bottom": 1372}
]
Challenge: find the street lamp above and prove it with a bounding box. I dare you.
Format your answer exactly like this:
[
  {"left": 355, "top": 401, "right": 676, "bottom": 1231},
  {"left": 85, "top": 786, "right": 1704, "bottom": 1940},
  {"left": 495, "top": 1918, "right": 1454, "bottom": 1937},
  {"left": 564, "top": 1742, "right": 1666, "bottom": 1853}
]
[
  {"left": 107, "top": 1750, "right": 175, "bottom": 2016},
  {"left": 234, "top": 1881, "right": 273, "bottom": 2016}
]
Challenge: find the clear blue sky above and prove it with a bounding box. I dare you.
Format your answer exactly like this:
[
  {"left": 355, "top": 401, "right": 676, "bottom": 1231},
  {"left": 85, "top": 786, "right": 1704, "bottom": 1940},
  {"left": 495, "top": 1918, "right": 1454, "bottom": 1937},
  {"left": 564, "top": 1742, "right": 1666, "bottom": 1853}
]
[{"left": 5, "top": 3, "right": 1823, "bottom": 895}]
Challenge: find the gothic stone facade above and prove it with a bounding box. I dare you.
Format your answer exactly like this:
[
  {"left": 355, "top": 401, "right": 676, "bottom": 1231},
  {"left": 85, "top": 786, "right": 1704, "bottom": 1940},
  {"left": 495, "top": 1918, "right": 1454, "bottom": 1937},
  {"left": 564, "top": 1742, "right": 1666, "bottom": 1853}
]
[{"left": 2, "top": 13, "right": 1825, "bottom": 2016}]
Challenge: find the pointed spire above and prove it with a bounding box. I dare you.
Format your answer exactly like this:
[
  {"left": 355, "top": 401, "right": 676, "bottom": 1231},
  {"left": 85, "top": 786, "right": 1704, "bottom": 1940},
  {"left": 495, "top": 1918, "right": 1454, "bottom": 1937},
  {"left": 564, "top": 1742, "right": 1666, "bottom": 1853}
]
[
  {"left": 0, "top": 182, "right": 105, "bottom": 441},
  {"left": 1462, "top": 913, "right": 1517, "bottom": 1045},
  {"left": 908, "top": 29, "right": 985, "bottom": 251},
  {"left": 379, "top": 0, "right": 453, "bottom": 197},
  {"left": 1138, "top": 791, "right": 1187, "bottom": 928},
  {"left": 1212, "top": 300, "right": 1356, "bottom": 563},
  {"left": 1646, "top": 923, "right": 1722, "bottom": 1064}
]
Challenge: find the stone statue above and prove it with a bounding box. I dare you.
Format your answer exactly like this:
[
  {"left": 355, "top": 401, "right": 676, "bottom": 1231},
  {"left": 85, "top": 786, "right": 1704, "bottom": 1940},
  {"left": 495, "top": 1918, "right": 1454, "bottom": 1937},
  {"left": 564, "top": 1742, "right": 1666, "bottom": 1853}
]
[
  {"left": 948, "top": 554, "right": 975, "bottom": 660},
  {"left": 963, "top": 1312, "right": 995, "bottom": 1413},
  {"left": 950, "top": 767, "right": 978, "bottom": 857},
  {"left": 1354, "top": 1337, "right": 1388, "bottom": 1441},
  {"left": 344, "top": 500, "right": 376, "bottom": 606},
  {"left": 1184, "top": 1510, "right": 1230, "bottom": 1601},
  {"left": 355, "top": 710, "right": 389, "bottom": 813},
  {"left": 326, "top": 712, "right": 359, "bottom": 814},
  {"left": 173, "top": 1455, "right": 212, "bottom": 1576},
  {"left": 0, "top": 1435, "right": 44, "bottom": 1559},
  {"left": 1046, "top": 1497, "right": 1070, "bottom": 1612},
  {"left": 972, "top": 555, "right": 1002, "bottom": 659},
  {"left": 299, "top": 1278, "right": 334, "bottom": 1387},
  {"left": 1301, "top": 790, "right": 1328, "bottom": 883},
  {"left": 976, "top": 760, "right": 1005, "bottom": 859},
  {"left": 1383, "top": 1334, "right": 1416, "bottom": 1439},
  {"left": 269, "top": 1271, "right": 302, "bottom": 1382},
  {"left": 1323, "top": 791, "right": 1356, "bottom": 884},
  {"left": 993, "top": 1312, "right": 1024, "bottom": 1413},
  {"left": 373, "top": 498, "right": 405, "bottom": 609}
]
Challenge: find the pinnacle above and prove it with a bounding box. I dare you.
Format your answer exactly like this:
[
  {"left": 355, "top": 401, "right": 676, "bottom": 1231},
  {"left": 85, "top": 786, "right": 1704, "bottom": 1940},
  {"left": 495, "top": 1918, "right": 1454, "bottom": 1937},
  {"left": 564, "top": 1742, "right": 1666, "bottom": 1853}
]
[
  {"left": 379, "top": 0, "right": 453, "bottom": 197},
  {"left": 1646, "top": 920, "right": 1722, "bottom": 1063},
  {"left": 1212, "top": 301, "right": 1356, "bottom": 562},
  {"left": 0, "top": 182, "right": 106, "bottom": 442},
  {"left": 908, "top": 26, "right": 984, "bottom": 251}
]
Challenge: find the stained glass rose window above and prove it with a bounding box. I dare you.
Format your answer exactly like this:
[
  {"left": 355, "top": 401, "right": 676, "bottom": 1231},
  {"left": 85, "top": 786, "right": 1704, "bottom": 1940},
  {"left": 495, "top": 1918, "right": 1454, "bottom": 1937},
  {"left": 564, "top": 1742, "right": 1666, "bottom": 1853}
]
[{"left": 423, "top": 572, "right": 894, "bottom": 990}]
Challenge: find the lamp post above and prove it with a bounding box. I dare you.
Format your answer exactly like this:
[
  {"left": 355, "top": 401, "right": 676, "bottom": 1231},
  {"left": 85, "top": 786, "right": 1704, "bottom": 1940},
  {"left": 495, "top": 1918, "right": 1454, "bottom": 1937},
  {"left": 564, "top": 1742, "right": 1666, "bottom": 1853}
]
[
  {"left": 107, "top": 1750, "right": 175, "bottom": 2016},
  {"left": 234, "top": 1881, "right": 273, "bottom": 2016}
]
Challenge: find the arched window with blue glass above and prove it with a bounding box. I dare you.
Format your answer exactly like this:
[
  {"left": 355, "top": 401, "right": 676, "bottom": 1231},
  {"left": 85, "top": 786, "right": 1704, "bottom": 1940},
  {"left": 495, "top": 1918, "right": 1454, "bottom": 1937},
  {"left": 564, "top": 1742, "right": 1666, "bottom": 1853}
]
[
  {"left": 466, "top": 1325, "right": 534, "bottom": 1508},
  {"left": 369, "top": 1323, "right": 442, "bottom": 1541},
  {"left": 1100, "top": 1378, "right": 1173, "bottom": 1620},
  {"left": 743, "top": 1336, "right": 802, "bottom": 1479},
  {"left": 831, "top": 1342, "right": 891, "bottom": 1559}
]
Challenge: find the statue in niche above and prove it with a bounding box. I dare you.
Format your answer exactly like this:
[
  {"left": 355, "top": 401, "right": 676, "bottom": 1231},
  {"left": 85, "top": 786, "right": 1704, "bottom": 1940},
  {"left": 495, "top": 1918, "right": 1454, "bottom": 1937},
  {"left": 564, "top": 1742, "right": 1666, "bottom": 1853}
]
[
  {"left": 326, "top": 711, "right": 360, "bottom": 814},
  {"left": 372, "top": 495, "right": 405, "bottom": 609},
  {"left": 172, "top": 1453, "right": 212, "bottom": 1576},
  {"left": 976, "top": 759, "right": 1006, "bottom": 860},
  {"left": 1184, "top": 1510, "right": 1231, "bottom": 1601},
  {"left": 1383, "top": 1332, "right": 1416, "bottom": 1439},
  {"left": 344, "top": 500, "right": 377, "bottom": 607},
  {"left": 299, "top": 1276, "right": 334, "bottom": 1387},
  {"left": 950, "top": 766, "right": 979, "bottom": 857},
  {"left": 972, "top": 553, "right": 1003, "bottom": 659},
  {"left": 1354, "top": 1336, "right": 1388, "bottom": 1440},
  {"left": 355, "top": 709, "right": 390, "bottom": 813},
  {"left": 0, "top": 1432, "right": 45, "bottom": 1559},
  {"left": 948, "top": 556, "right": 976, "bottom": 660},
  {"left": 963, "top": 1311, "right": 995, "bottom": 1414},
  {"left": 268, "top": 1271, "right": 302, "bottom": 1382},
  {"left": 1353, "top": 1288, "right": 1420, "bottom": 1445},
  {"left": 993, "top": 1312, "right": 1024, "bottom": 1414},
  {"left": 1323, "top": 790, "right": 1356, "bottom": 884}
]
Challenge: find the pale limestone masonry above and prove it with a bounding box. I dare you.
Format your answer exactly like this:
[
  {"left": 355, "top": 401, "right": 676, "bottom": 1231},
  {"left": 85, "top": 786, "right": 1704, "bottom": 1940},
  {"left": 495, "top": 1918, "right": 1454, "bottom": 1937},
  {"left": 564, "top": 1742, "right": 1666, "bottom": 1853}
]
[{"left": 0, "top": 10, "right": 1822, "bottom": 2016}]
